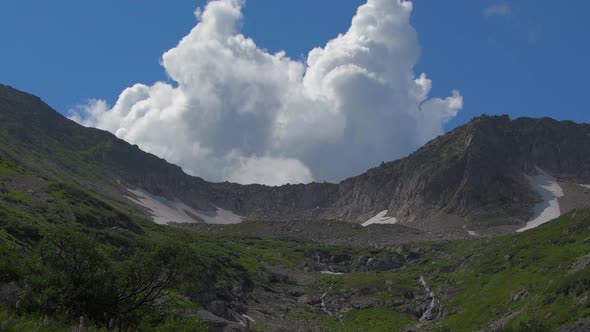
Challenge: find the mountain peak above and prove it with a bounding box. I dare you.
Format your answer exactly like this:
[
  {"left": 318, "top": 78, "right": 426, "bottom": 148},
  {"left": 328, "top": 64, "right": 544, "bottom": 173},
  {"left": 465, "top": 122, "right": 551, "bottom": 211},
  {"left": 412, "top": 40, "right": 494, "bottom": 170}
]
[
  {"left": 0, "top": 83, "right": 45, "bottom": 106},
  {"left": 2, "top": 84, "right": 590, "bottom": 236}
]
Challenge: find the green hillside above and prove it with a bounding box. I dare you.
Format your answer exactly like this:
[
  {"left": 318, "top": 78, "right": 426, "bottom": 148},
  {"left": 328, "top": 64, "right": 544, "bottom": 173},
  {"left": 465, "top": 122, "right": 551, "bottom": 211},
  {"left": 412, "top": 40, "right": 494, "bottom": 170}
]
[
  {"left": 1, "top": 84, "right": 589, "bottom": 331},
  {"left": 1, "top": 155, "right": 590, "bottom": 330}
]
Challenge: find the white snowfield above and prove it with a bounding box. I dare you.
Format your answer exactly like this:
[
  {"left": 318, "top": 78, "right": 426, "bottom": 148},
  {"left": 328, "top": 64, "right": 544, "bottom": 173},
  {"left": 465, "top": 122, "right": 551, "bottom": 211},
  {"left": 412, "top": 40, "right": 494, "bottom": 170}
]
[
  {"left": 517, "top": 169, "right": 564, "bottom": 233},
  {"left": 126, "top": 189, "right": 243, "bottom": 225},
  {"left": 362, "top": 210, "right": 398, "bottom": 227},
  {"left": 581, "top": 184, "right": 590, "bottom": 190}
]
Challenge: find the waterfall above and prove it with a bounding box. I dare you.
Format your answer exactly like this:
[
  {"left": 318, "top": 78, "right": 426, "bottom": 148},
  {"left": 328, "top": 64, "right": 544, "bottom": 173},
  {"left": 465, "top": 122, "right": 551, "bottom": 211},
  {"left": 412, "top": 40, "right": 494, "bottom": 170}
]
[{"left": 418, "top": 276, "right": 441, "bottom": 322}]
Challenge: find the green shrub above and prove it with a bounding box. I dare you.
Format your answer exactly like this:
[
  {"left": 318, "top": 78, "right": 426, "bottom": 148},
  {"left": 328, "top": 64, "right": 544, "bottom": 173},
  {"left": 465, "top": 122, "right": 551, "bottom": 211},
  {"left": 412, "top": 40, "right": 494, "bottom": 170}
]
[
  {"left": 22, "top": 227, "right": 117, "bottom": 318},
  {"left": 0, "top": 234, "right": 21, "bottom": 281},
  {"left": 21, "top": 226, "right": 196, "bottom": 326},
  {"left": 5, "top": 190, "right": 28, "bottom": 203},
  {"left": 153, "top": 317, "right": 207, "bottom": 332}
]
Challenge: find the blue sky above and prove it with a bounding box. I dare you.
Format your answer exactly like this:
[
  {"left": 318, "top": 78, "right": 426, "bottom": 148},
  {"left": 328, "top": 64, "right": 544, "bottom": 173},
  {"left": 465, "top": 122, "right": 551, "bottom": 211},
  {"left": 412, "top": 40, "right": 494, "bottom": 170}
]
[
  {"left": 1, "top": 0, "right": 588, "bottom": 127},
  {"left": 0, "top": 1, "right": 589, "bottom": 184}
]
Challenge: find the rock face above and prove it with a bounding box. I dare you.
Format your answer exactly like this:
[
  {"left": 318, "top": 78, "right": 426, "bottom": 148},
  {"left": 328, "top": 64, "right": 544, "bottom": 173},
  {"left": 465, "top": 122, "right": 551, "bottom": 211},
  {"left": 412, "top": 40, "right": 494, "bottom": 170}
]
[
  {"left": 319, "top": 115, "right": 590, "bottom": 226},
  {"left": 2, "top": 83, "right": 590, "bottom": 232},
  {"left": 215, "top": 115, "right": 590, "bottom": 230}
]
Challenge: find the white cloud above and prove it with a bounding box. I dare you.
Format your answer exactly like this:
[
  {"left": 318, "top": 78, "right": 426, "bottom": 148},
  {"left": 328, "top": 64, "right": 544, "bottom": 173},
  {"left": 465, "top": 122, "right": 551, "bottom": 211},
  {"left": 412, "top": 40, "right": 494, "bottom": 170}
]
[
  {"left": 226, "top": 156, "right": 313, "bottom": 186},
  {"left": 484, "top": 3, "right": 512, "bottom": 17},
  {"left": 72, "top": 0, "right": 462, "bottom": 185}
]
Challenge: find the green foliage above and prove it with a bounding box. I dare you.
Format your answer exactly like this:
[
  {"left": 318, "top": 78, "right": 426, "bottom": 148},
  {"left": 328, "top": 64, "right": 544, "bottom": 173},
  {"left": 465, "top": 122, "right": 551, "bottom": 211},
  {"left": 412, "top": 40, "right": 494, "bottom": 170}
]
[
  {"left": 5, "top": 190, "right": 28, "bottom": 203},
  {"left": 338, "top": 307, "right": 413, "bottom": 332},
  {"left": 46, "top": 182, "right": 140, "bottom": 231},
  {"left": 113, "top": 241, "right": 199, "bottom": 320},
  {"left": 23, "top": 227, "right": 119, "bottom": 319},
  {"left": 153, "top": 317, "right": 208, "bottom": 332},
  {"left": 323, "top": 272, "right": 416, "bottom": 294},
  {"left": 2, "top": 155, "right": 590, "bottom": 331},
  {"left": 415, "top": 210, "right": 590, "bottom": 331},
  {"left": 499, "top": 320, "right": 552, "bottom": 332},
  {"left": 0, "top": 230, "right": 21, "bottom": 281},
  {"left": 287, "top": 309, "right": 320, "bottom": 321},
  {"left": 21, "top": 227, "right": 197, "bottom": 326},
  {"left": 553, "top": 266, "right": 590, "bottom": 298},
  {"left": 0, "top": 308, "right": 94, "bottom": 332},
  {"left": 0, "top": 200, "right": 41, "bottom": 245},
  {"left": 0, "top": 160, "right": 23, "bottom": 175}
]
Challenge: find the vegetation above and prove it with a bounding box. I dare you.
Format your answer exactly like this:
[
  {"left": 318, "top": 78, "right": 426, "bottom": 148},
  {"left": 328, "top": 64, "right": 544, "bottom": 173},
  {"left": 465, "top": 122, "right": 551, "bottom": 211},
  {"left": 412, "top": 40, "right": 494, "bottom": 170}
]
[
  {"left": 0, "top": 174, "right": 235, "bottom": 329},
  {"left": 0, "top": 170, "right": 362, "bottom": 330},
  {"left": 2, "top": 171, "right": 590, "bottom": 330},
  {"left": 1, "top": 115, "right": 590, "bottom": 330},
  {"left": 403, "top": 210, "right": 590, "bottom": 331},
  {"left": 0, "top": 160, "right": 22, "bottom": 176},
  {"left": 3, "top": 80, "right": 590, "bottom": 331},
  {"left": 339, "top": 307, "right": 414, "bottom": 332}
]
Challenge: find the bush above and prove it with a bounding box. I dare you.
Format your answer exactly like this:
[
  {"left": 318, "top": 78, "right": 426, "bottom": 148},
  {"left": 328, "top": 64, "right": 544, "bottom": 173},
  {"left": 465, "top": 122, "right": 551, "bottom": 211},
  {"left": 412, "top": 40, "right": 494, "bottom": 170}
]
[
  {"left": 517, "top": 320, "right": 551, "bottom": 332},
  {"left": 112, "top": 241, "right": 197, "bottom": 322},
  {"left": 22, "top": 226, "right": 195, "bottom": 327},
  {"left": 0, "top": 236, "right": 21, "bottom": 282},
  {"left": 555, "top": 267, "right": 590, "bottom": 298},
  {"left": 153, "top": 317, "right": 207, "bottom": 332},
  {"left": 22, "top": 227, "right": 117, "bottom": 318}
]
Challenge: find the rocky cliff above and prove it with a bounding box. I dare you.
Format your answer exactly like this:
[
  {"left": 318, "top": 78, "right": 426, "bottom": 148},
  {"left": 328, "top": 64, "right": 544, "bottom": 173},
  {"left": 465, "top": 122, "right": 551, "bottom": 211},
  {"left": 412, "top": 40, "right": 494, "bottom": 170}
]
[{"left": 2, "top": 84, "right": 590, "bottom": 232}]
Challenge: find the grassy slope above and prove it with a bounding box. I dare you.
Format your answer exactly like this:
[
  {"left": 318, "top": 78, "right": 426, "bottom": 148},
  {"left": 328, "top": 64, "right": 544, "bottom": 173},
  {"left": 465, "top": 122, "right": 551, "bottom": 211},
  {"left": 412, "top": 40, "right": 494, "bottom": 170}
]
[
  {"left": 0, "top": 149, "right": 589, "bottom": 331},
  {"left": 2, "top": 157, "right": 590, "bottom": 330},
  {"left": 411, "top": 210, "right": 590, "bottom": 331},
  {"left": 198, "top": 209, "right": 590, "bottom": 331},
  {"left": 0, "top": 161, "right": 361, "bottom": 329}
]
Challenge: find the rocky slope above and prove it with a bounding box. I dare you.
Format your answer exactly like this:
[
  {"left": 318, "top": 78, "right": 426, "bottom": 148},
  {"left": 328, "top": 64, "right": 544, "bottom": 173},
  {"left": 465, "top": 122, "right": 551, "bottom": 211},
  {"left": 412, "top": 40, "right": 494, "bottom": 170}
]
[
  {"left": 4, "top": 83, "right": 590, "bottom": 330},
  {"left": 325, "top": 115, "right": 590, "bottom": 226},
  {"left": 2, "top": 84, "right": 590, "bottom": 234}
]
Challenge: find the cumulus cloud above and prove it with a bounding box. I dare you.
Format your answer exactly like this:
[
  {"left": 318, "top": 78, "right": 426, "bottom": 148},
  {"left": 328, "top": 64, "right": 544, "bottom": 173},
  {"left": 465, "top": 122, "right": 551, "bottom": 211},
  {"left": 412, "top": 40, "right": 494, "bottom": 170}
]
[
  {"left": 484, "top": 3, "right": 512, "bottom": 17},
  {"left": 72, "top": 0, "right": 462, "bottom": 185}
]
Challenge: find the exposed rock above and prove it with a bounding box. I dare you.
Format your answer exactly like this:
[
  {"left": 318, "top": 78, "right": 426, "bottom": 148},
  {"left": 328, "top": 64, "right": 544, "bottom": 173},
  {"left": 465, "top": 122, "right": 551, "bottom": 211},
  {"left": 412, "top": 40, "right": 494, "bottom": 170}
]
[
  {"left": 135, "top": 115, "right": 590, "bottom": 235},
  {"left": 208, "top": 300, "right": 227, "bottom": 318},
  {"left": 4, "top": 84, "right": 590, "bottom": 236},
  {"left": 570, "top": 254, "right": 590, "bottom": 274},
  {"left": 209, "top": 115, "right": 590, "bottom": 232},
  {"left": 195, "top": 310, "right": 246, "bottom": 332},
  {"left": 265, "top": 272, "right": 291, "bottom": 284},
  {"left": 365, "top": 255, "right": 404, "bottom": 272},
  {"left": 511, "top": 288, "right": 529, "bottom": 302},
  {"left": 558, "top": 319, "right": 590, "bottom": 332}
]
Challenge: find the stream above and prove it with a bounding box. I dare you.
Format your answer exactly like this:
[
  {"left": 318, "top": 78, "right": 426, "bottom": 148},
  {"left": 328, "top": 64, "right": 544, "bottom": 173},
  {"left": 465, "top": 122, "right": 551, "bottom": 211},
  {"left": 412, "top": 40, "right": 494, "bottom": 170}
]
[{"left": 418, "top": 276, "right": 441, "bottom": 322}]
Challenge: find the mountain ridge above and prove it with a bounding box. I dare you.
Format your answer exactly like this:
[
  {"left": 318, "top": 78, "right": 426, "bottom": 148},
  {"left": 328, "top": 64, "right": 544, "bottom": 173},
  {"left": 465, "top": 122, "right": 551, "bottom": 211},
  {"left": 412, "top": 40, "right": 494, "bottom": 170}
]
[
  {"left": 2, "top": 83, "right": 590, "bottom": 234},
  {"left": 4, "top": 84, "right": 590, "bottom": 330}
]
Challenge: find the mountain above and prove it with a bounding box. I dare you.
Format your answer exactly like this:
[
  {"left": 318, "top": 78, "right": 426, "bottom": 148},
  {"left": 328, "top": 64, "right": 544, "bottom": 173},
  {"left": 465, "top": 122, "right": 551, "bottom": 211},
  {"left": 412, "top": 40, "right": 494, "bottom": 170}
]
[
  {"left": 3, "top": 83, "right": 590, "bottom": 331},
  {"left": 327, "top": 114, "right": 590, "bottom": 234},
  {"left": 3, "top": 84, "right": 590, "bottom": 238}
]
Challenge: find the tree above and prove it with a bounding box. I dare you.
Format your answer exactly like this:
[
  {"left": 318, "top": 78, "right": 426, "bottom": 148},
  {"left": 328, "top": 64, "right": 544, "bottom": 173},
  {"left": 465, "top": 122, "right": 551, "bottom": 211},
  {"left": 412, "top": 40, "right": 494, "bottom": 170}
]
[
  {"left": 23, "top": 227, "right": 116, "bottom": 318},
  {"left": 22, "top": 226, "right": 195, "bottom": 327},
  {"left": 112, "top": 243, "right": 194, "bottom": 322}
]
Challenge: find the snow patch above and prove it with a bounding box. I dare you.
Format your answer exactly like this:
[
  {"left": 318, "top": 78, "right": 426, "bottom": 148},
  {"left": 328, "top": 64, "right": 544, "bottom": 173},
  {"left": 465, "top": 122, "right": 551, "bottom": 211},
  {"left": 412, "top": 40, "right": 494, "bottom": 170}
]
[
  {"left": 580, "top": 184, "right": 590, "bottom": 190},
  {"left": 126, "top": 189, "right": 242, "bottom": 225},
  {"left": 463, "top": 224, "right": 477, "bottom": 236},
  {"left": 362, "top": 210, "right": 398, "bottom": 227},
  {"left": 517, "top": 169, "right": 564, "bottom": 233},
  {"left": 320, "top": 271, "right": 344, "bottom": 275}
]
